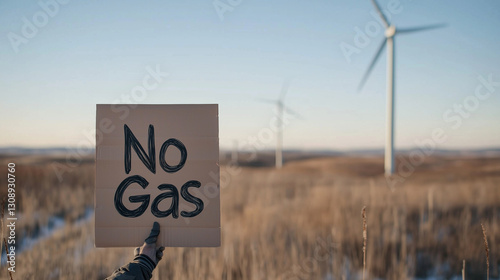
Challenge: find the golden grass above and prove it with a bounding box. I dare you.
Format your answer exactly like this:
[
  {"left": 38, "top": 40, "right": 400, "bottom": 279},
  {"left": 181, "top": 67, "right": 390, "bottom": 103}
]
[{"left": 0, "top": 154, "right": 498, "bottom": 279}]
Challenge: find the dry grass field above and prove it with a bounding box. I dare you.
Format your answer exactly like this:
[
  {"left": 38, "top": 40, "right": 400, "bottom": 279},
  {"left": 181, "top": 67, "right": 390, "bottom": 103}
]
[{"left": 0, "top": 153, "right": 499, "bottom": 279}]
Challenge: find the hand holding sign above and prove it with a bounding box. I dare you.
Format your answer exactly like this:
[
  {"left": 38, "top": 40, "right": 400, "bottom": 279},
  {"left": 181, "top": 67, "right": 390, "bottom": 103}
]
[
  {"left": 134, "top": 222, "right": 165, "bottom": 264},
  {"left": 106, "top": 222, "right": 166, "bottom": 279}
]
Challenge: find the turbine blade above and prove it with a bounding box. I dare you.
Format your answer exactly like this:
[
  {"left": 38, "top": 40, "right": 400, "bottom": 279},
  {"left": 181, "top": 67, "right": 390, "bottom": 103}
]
[
  {"left": 397, "top": 23, "right": 447, "bottom": 34},
  {"left": 358, "top": 38, "right": 387, "bottom": 91},
  {"left": 279, "top": 77, "right": 292, "bottom": 101},
  {"left": 283, "top": 105, "right": 304, "bottom": 120},
  {"left": 370, "top": 0, "right": 390, "bottom": 28}
]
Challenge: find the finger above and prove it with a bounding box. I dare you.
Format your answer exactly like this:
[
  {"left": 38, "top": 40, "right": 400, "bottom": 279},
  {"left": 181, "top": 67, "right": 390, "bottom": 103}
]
[
  {"left": 145, "top": 221, "right": 160, "bottom": 244},
  {"left": 156, "top": 251, "right": 163, "bottom": 261},
  {"left": 156, "top": 246, "right": 165, "bottom": 261},
  {"left": 134, "top": 247, "right": 141, "bottom": 256}
]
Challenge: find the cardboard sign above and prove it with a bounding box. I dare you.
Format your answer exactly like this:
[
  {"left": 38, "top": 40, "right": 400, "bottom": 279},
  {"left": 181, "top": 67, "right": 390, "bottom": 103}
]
[{"left": 95, "top": 104, "right": 220, "bottom": 247}]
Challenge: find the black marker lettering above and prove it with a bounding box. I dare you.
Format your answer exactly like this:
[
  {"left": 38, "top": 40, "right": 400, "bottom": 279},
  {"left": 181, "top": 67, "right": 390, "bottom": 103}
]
[
  {"left": 180, "top": 180, "right": 204, "bottom": 218},
  {"left": 116, "top": 125, "right": 207, "bottom": 219},
  {"left": 159, "top": 138, "right": 187, "bottom": 173},
  {"left": 124, "top": 124, "right": 156, "bottom": 174},
  {"left": 151, "top": 184, "right": 179, "bottom": 218},
  {"left": 114, "top": 175, "right": 150, "bottom": 218}
]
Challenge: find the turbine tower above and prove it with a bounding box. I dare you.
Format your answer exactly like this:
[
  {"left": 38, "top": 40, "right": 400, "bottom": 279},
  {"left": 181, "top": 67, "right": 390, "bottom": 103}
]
[
  {"left": 258, "top": 78, "right": 301, "bottom": 169},
  {"left": 358, "top": 0, "right": 445, "bottom": 175}
]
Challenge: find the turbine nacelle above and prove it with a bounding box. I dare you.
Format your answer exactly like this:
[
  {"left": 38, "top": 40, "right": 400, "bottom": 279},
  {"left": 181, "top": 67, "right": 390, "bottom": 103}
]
[{"left": 385, "top": 25, "right": 396, "bottom": 38}]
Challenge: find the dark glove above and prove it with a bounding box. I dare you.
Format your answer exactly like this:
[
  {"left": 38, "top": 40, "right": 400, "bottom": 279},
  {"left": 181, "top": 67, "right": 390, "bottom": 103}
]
[{"left": 134, "top": 222, "right": 165, "bottom": 264}]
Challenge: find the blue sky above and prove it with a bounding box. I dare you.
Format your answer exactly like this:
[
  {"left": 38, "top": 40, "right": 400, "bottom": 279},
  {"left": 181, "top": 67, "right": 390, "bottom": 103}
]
[{"left": 1, "top": 0, "right": 499, "bottom": 150}]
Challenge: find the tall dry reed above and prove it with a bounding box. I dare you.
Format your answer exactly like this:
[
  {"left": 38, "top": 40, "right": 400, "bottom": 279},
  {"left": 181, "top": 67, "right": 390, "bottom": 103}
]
[
  {"left": 462, "top": 259, "right": 465, "bottom": 280},
  {"left": 481, "top": 223, "right": 489, "bottom": 280},
  {"left": 362, "top": 206, "right": 367, "bottom": 280}
]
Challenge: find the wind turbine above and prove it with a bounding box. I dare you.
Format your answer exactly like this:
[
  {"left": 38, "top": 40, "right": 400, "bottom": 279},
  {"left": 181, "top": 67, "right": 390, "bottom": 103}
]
[
  {"left": 257, "top": 78, "right": 301, "bottom": 169},
  {"left": 358, "top": 0, "right": 445, "bottom": 175}
]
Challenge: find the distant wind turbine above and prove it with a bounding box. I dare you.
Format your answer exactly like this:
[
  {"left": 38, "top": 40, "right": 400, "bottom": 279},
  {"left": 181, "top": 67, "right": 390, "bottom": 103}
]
[
  {"left": 358, "top": 0, "right": 446, "bottom": 175},
  {"left": 257, "top": 78, "right": 302, "bottom": 169}
]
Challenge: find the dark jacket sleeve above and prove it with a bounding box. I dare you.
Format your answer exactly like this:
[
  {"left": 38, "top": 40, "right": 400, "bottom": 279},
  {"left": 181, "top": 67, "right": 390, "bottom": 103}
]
[{"left": 105, "top": 254, "right": 157, "bottom": 280}]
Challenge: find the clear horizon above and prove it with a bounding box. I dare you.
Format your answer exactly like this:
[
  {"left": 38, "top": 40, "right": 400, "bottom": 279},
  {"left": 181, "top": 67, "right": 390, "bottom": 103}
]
[{"left": 2, "top": 144, "right": 500, "bottom": 153}]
